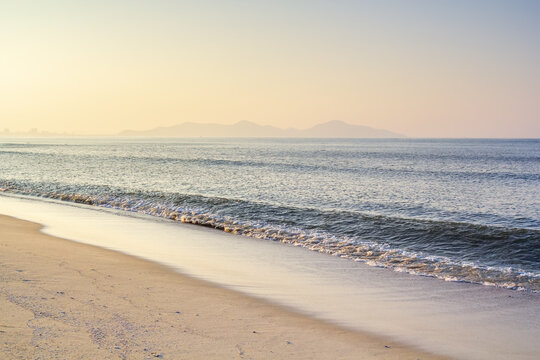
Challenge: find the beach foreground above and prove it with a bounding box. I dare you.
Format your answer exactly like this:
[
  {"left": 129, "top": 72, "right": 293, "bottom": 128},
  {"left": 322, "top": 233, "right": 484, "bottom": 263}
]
[{"left": 0, "top": 215, "right": 443, "bottom": 359}]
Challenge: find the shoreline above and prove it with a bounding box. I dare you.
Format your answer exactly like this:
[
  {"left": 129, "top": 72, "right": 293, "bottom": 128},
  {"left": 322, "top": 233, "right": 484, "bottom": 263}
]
[
  {"left": 0, "top": 214, "right": 443, "bottom": 359},
  {"left": 0, "top": 194, "right": 539, "bottom": 359}
]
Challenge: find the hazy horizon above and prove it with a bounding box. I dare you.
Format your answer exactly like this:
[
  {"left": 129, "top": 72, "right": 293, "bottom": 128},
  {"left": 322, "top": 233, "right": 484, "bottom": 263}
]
[
  {"left": 1, "top": 1, "right": 539, "bottom": 138},
  {"left": 1, "top": 119, "right": 539, "bottom": 138}
]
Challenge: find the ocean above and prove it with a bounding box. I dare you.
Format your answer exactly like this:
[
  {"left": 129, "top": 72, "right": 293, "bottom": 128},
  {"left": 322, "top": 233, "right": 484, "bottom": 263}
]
[{"left": 1, "top": 137, "right": 538, "bottom": 292}]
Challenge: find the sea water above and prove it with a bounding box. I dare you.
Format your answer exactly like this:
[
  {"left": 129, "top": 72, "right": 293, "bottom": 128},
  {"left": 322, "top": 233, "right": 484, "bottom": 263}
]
[{"left": 0, "top": 138, "right": 538, "bottom": 291}]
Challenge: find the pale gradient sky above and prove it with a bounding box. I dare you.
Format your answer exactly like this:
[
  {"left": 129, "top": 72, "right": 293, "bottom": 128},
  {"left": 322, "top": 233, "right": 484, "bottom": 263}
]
[{"left": 1, "top": 0, "right": 539, "bottom": 137}]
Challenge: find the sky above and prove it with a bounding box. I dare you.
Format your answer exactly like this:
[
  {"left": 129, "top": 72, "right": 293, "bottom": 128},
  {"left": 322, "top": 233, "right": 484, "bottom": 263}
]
[{"left": 1, "top": 0, "right": 539, "bottom": 137}]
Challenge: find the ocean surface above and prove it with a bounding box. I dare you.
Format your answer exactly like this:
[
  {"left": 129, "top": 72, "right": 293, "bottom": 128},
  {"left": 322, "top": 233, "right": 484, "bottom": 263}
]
[{"left": 1, "top": 138, "right": 539, "bottom": 291}]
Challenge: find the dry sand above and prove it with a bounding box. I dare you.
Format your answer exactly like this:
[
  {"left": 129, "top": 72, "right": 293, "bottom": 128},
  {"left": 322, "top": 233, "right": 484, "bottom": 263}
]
[{"left": 0, "top": 215, "right": 445, "bottom": 359}]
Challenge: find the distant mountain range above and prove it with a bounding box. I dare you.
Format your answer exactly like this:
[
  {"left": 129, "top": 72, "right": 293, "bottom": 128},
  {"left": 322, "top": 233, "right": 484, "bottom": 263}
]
[{"left": 118, "top": 120, "right": 403, "bottom": 138}]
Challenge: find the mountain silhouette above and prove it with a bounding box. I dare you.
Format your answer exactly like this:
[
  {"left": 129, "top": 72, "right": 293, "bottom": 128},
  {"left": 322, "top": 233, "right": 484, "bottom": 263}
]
[{"left": 118, "top": 120, "right": 403, "bottom": 138}]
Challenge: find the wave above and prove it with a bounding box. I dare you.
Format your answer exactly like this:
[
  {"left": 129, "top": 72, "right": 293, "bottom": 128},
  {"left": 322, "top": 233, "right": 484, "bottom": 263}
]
[
  {"left": 1, "top": 180, "right": 538, "bottom": 292},
  {"left": 2, "top": 148, "right": 538, "bottom": 182}
]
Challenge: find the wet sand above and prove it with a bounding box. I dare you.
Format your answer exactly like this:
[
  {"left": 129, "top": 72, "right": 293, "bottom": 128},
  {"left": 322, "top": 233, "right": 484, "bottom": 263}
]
[{"left": 0, "top": 215, "right": 444, "bottom": 359}]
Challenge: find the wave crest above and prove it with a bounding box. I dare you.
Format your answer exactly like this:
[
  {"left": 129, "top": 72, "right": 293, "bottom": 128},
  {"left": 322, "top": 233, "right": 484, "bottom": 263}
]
[{"left": 1, "top": 181, "right": 538, "bottom": 292}]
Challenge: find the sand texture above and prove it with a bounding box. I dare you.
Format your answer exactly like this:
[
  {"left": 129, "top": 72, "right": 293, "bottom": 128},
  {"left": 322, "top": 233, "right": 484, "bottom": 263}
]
[{"left": 0, "top": 215, "right": 444, "bottom": 359}]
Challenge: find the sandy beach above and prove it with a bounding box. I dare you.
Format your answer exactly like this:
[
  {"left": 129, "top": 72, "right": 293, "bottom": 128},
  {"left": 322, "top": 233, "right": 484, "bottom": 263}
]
[{"left": 0, "top": 214, "right": 444, "bottom": 359}]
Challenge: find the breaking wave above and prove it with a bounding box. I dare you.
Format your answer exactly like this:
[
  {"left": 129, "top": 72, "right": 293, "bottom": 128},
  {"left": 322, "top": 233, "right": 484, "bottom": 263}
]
[{"left": 1, "top": 180, "right": 538, "bottom": 292}]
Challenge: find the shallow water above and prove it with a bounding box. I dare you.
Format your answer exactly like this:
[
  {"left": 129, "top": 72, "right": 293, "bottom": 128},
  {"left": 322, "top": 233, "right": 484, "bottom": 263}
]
[{"left": 0, "top": 137, "right": 539, "bottom": 290}]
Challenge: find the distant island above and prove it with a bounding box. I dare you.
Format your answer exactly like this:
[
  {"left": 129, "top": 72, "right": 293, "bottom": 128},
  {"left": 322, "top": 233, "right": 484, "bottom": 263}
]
[
  {"left": 0, "top": 121, "right": 403, "bottom": 138},
  {"left": 119, "top": 120, "right": 404, "bottom": 138}
]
